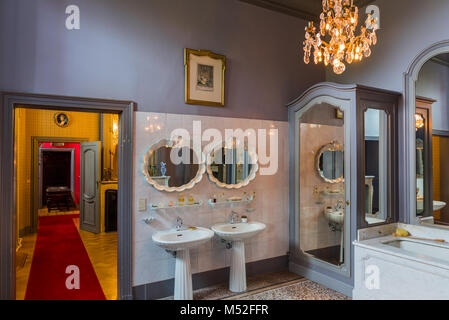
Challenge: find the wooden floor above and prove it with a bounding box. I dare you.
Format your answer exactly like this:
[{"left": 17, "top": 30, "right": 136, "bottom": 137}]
[
  {"left": 74, "top": 217, "right": 117, "bottom": 300},
  {"left": 16, "top": 211, "right": 117, "bottom": 300},
  {"left": 15, "top": 233, "right": 37, "bottom": 300},
  {"left": 38, "top": 207, "right": 80, "bottom": 217}
]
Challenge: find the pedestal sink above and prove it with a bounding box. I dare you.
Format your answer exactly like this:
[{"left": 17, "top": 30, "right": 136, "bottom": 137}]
[
  {"left": 324, "top": 209, "right": 344, "bottom": 225},
  {"left": 152, "top": 227, "right": 214, "bottom": 300},
  {"left": 211, "top": 222, "right": 266, "bottom": 292},
  {"left": 324, "top": 209, "right": 344, "bottom": 263}
]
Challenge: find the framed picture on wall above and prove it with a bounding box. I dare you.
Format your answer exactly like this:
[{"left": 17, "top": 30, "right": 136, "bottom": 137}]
[{"left": 184, "top": 48, "right": 226, "bottom": 107}]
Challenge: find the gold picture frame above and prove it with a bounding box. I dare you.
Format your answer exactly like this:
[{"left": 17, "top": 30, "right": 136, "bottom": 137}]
[
  {"left": 54, "top": 112, "right": 70, "bottom": 128},
  {"left": 184, "top": 48, "right": 226, "bottom": 107}
]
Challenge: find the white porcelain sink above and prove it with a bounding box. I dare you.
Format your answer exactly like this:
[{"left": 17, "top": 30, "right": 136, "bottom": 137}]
[
  {"left": 324, "top": 209, "right": 344, "bottom": 264},
  {"left": 152, "top": 227, "right": 213, "bottom": 300},
  {"left": 324, "top": 210, "right": 344, "bottom": 225},
  {"left": 211, "top": 221, "right": 266, "bottom": 293},
  {"left": 434, "top": 201, "right": 447, "bottom": 211},
  {"left": 417, "top": 199, "right": 447, "bottom": 212},
  {"left": 152, "top": 227, "right": 214, "bottom": 251},
  {"left": 211, "top": 222, "right": 266, "bottom": 241}
]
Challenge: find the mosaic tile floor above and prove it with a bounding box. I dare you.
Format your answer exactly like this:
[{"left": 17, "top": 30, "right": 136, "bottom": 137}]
[
  {"left": 164, "top": 270, "right": 349, "bottom": 300},
  {"left": 229, "top": 279, "right": 350, "bottom": 300},
  {"left": 193, "top": 270, "right": 302, "bottom": 300}
]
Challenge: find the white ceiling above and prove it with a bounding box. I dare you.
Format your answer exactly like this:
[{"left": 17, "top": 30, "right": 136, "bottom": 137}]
[{"left": 239, "top": 0, "right": 376, "bottom": 21}]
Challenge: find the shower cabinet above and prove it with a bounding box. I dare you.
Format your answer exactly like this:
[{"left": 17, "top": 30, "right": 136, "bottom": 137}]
[{"left": 287, "top": 83, "right": 400, "bottom": 296}]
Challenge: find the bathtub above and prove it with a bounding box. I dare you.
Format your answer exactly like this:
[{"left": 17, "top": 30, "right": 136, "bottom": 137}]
[
  {"left": 353, "top": 224, "right": 449, "bottom": 300},
  {"left": 383, "top": 238, "right": 449, "bottom": 263}
]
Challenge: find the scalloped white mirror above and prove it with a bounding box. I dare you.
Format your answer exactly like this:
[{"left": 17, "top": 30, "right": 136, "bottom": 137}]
[
  {"left": 206, "top": 139, "right": 258, "bottom": 189},
  {"left": 142, "top": 138, "right": 205, "bottom": 192},
  {"left": 315, "top": 141, "right": 344, "bottom": 184}
]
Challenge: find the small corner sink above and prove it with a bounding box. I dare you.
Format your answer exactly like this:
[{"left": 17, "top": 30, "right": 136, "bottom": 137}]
[
  {"left": 210, "top": 221, "right": 266, "bottom": 293},
  {"left": 152, "top": 227, "right": 214, "bottom": 251},
  {"left": 152, "top": 227, "right": 214, "bottom": 300},
  {"left": 211, "top": 222, "right": 266, "bottom": 242}
]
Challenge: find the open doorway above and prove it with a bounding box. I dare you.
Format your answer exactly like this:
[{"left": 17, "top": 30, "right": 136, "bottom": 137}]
[
  {"left": 14, "top": 108, "right": 120, "bottom": 300},
  {"left": 0, "top": 92, "right": 133, "bottom": 300},
  {"left": 39, "top": 145, "right": 78, "bottom": 211}
]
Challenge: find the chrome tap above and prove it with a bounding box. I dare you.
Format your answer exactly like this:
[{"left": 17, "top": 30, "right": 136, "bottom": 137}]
[
  {"left": 175, "top": 216, "right": 184, "bottom": 231},
  {"left": 229, "top": 211, "right": 240, "bottom": 224},
  {"left": 334, "top": 200, "right": 344, "bottom": 211}
]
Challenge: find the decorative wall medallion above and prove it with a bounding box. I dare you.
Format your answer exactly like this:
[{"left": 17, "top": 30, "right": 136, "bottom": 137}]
[
  {"left": 184, "top": 48, "right": 226, "bottom": 107},
  {"left": 54, "top": 112, "right": 70, "bottom": 127}
]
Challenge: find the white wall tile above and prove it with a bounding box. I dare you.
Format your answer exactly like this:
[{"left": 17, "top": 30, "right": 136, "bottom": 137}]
[{"left": 132, "top": 112, "right": 289, "bottom": 286}]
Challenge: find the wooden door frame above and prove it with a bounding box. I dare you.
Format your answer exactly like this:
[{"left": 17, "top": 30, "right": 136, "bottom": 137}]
[
  {"left": 0, "top": 92, "right": 135, "bottom": 300},
  {"left": 33, "top": 137, "right": 89, "bottom": 231}
]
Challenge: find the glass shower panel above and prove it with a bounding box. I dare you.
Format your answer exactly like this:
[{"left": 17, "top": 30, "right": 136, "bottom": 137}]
[{"left": 299, "top": 104, "right": 346, "bottom": 266}]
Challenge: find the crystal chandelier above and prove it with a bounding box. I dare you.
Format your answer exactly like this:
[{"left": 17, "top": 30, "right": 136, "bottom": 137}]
[
  {"left": 303, "top": 0, "right": 378, "bottom": 74},
  {"left": 415, "top": 114, "right": 425, "bottom": 131}
]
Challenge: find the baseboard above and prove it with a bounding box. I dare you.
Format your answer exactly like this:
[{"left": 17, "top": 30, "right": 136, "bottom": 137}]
[
  {"left": 289, "top": 261, "right": 353, "bottom": 298},
  {"left": 133, "top": 255, "right": 288, "bottom": 300},
  {"left": 19, "top": 226, "right": 32, "bottom": 237}
]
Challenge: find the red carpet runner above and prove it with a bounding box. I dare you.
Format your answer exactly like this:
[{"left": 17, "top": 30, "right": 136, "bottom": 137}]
[{"left": 25, "top": 214, "right": 106, "bottom": 300}]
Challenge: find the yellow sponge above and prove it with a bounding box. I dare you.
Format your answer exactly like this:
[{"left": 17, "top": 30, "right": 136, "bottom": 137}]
[{"left": 392, "top": 228, "right": 410, "bottom": 237}]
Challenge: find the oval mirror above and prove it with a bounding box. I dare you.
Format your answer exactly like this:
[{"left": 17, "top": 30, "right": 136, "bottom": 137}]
[
  {"left": 316, "top": 141, "right": 344, "bottom": 184},
  {"left": 206, "top": 139, "right": 258, "bottom": 189},
  {"left": 142, "top": 138, "right": 205, "bottom": 192}
]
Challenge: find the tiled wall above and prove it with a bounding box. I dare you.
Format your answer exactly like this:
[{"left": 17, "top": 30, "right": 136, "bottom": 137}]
[
  {"left": 299, "top": 124, "right": 344, "bottom": 252},
  {"left": 133, "top": 112, "right": 289, "bottom": 287},
  {"left": 14, "top": 108, "right": 100, "bottom": 233}
]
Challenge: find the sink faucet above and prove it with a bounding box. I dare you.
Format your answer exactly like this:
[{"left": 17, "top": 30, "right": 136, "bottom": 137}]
[
  {"left": 229, "top": 211, "right": 240, "bottom": 224},
  {"left": 175, "top": 216, "right": 184, "bottom": 231},
  {"left": 334, "top": 200, "right": 344, "bottom": 211}
]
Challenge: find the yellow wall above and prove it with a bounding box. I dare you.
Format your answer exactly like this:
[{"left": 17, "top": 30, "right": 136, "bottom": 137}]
[
  {"left": 102, "top": 113, "right": 119, "bottom": 181},
  {"left": 433, "top": 135, "right": 441, "bottom": 220},
  {"left": 15, "top": 108, "right": 101, "bottom": 234}
]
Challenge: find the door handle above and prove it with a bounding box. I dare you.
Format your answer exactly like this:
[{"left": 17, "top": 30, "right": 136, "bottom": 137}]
[{"left": 346, "top": 200, "right": 350, "bottom": 206}]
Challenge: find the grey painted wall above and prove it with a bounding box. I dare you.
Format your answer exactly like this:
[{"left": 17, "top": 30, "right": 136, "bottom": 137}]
[
  {"left": 326, "top": 0, "right": 449, "bottom": 92},
  {"left": 0, "top": 0, "right": 324, "bottom": 121},
  {"left": 416, "top": 60, "right": 449, "bottom": 132}
]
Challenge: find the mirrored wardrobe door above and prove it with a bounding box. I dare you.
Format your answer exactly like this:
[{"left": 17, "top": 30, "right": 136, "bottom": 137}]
[
  {"left": 297, "top": 99, "right": 350, "bottom": 268},
  {"left": 364, "top": 108, "right": 389, "bottom": 225}
]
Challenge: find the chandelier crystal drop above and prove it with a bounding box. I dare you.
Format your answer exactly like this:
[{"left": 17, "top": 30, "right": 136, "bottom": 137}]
[{"left": 303, "top": 0, "right": 378, "bottom": 74}]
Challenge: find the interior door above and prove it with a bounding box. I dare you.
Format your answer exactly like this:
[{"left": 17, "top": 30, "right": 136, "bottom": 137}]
[{"left": 80, "top": 142, "right": 101, "bottom": 233}]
